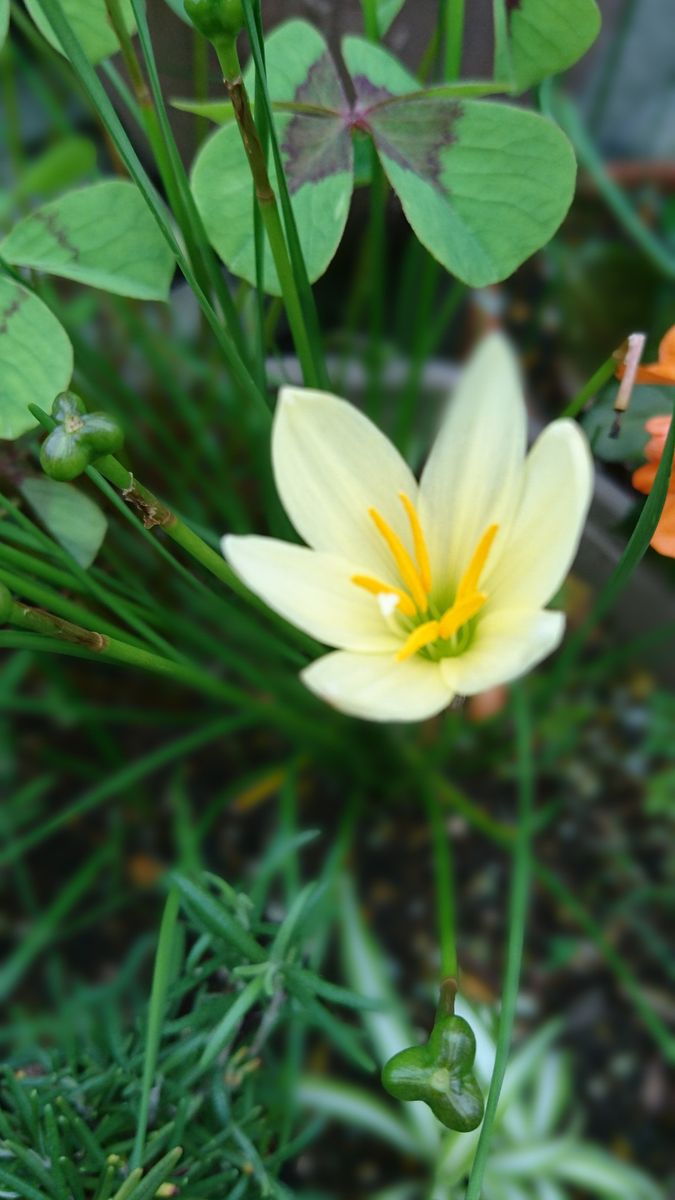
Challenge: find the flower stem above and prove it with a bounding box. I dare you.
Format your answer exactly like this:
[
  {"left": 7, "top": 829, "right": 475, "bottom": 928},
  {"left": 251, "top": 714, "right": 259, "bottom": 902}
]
[
  {"left": 214, "top": 38, "right": 319, "bottom": 388},
  {"left": 28, "top": 403, "right": 316, "bottom": 656},
  {"left": 443, "top": 0, "right": 465, "bottom": 80},
  {"left": 425, "top": 784, "right": 458, "bottom": 981},
  {"left": 560, "top": 350, "right": 620, "bottom": 418},
  {"left": 465, "top": 684, "right": 534, "bottom": 1198}
]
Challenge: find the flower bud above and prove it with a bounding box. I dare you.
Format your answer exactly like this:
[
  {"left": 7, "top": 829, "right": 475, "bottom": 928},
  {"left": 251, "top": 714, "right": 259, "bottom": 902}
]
[{"left": 184, "top": 0, "right": 244, "bottom": 40}]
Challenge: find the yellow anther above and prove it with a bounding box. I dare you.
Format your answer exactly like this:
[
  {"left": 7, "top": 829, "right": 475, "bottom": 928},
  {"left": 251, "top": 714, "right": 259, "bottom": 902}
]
[
  {"left": 369, "top": 507, "right": 428, "bottom": 613},
  {"left": 438, "top": 592, "right": 487, "bottom": 640},
  {"left": 352, "top": 574, "right": 416, "bottom": 618},
  {"left": 399, "top": 492, "right": 432, "bottom": 593},
  {"left": 396, "top": 620, "right": 440, "bottom": 662},
  {"left": 457, "top": 523, "right": 499, "bottom": 603}
]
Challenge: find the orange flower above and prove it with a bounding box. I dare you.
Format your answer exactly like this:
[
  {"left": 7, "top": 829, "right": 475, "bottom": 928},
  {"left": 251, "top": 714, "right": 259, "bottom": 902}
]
[
  {"left": 617, "top": 326, "right": 675, "bottom": 385},
  {"left": 632, "top": 414, "right": 675, "bottom": 557}
]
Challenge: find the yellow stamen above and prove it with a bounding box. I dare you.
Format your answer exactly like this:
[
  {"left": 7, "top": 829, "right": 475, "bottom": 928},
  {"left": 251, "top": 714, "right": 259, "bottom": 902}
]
[
  {"left": 456, "top": 523, "right": 499, "bottom": 603},
  {"left": 438, "top": 592, "right": 487, "bottom": 640},
  {"left": 396, "top": 620, "right": 440, "bottom": 662},
  {"left": 352, "top": 574, "right": 416, "bottom": 618},
  {"left": 369, "top": 507, "right": 428, "bottom": 613},
  {"left": 399, "top": 492, "right": 432, "bottom": 593}
]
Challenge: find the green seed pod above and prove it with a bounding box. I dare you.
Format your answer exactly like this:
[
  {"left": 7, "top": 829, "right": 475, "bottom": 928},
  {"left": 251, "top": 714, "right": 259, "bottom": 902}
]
[
  {"left": 40, "top": 426, "right": 92, "bottom": 482},
  {"left": 0, "top": 582, "right": 13, "bottom": 625},
  {"left": 184, "top": 0, "right": 244, "bottom": 40},
  {"left": 52, "top": 391, "right": 87, "bottom": 426},
  {"left": 382, "top": 983, "right": 484, "bottom": 1132},
  {"left": 80, "top": 412, "right": 124, "bottom": 458}
]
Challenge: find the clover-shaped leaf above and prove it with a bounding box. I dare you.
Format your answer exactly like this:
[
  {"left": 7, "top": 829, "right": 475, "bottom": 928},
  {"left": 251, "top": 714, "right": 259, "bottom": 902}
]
[
  {"left": 40, "top": 392, "right": 124, "bottom": 482},
  {"left": 382, "top": 984, "right": 484, "bottom": 1132}
]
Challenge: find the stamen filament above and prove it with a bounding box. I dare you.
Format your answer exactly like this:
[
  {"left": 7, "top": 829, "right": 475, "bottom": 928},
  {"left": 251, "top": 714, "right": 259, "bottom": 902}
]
[
  {"left": 457, "top": 523, "right": 499, "bottom": 603},
  {"left": 369, "top": 507, "right": 428, "bottom": 613},
  {"left": 396, "top": 620, "right": 439, "bottom": 662},
  {"left": 399, "top": 492, "right": 432, "bottom": 593},
  {"left": 438, "top": 592, "right": 487, "bottom": 640},
  {"left": 352, "top": 574, "right": 416, "bottom": 618}
]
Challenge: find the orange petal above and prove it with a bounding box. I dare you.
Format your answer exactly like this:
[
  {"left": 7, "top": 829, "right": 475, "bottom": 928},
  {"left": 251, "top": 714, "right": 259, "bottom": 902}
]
[
  {"left": 651, "top": 495, "right": 675, "bottom": 557},
  {"left": 657, "top": 325, "right": 675, "bottom": 368},
  {"left": 645, "top": 415, "right": 672, "bottom": 436},
  {"left": 632, "top": 462, "right": 658, "bottom": 494},
  {"left": 644, "top": 434, "right": 668, "bottom": 463}
]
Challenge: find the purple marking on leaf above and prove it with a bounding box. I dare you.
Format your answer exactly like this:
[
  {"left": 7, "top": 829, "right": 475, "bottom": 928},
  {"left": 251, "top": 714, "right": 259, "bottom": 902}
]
[
  {"left": 351, "top": 78, "right": 462, "bottom": 192},
  {"left": 281, "top": 52, "right": 353, "bottom": 193},
  {"left": 506, "top": 0, "right": 522, "bottom": 10}
]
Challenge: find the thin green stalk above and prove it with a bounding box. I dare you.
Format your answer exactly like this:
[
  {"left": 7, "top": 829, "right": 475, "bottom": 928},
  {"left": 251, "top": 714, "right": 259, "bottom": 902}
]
[
  {"left": 129, "top": 0, "right": 246, "bottom": 352},
  {"left": 465, "top": 686, "right": 534, "bottom": 1199},
  {"left": 551, "top": 399, "right": 675, "bottom": 688},
  {"left": 560, "top": 350, "right": 619, "bottom": 418},
  {"left": 0, "top": 715, "right": 254, "bottom": 871},
  {"left": 363, "top": 0, "right": 379, "bottom": 39},
  {"left": 422, "top": 762, "right": 675, "bottom": 1061},
  {"left": 443, "top": 0, "right": 465, "bottom": 80},
  {"left": 240, "top": 0, "right": 329, "bottom": 389},
  {"left": 5, "top": 599, "right": 254, "bottom": 708},
  {"left": 425, "top": 786, "right": 458, "bottom": 980},
  {"left": 29, "top": 402, "right": 315, "bottom": 653},
  {"left": 131, "top": 889, "right": 180, "bottom": 1168},
  {"left": 366, "top": 154, "right": 388, "bottom": 420},
  {"left": 213, "top": 37, "right": 318, "bottom": 387},
  {"left": 0, "top": 844, "right": 112, "bottom": 1002},
  {"left": 34, "top": 0, "right": 269, "bottom": 420}
]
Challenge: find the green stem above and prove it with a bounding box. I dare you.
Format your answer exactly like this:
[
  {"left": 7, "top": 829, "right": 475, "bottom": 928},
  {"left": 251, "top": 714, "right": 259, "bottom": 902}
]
[
  {"left": 131, "top": 888, "right": 180, "bottom": 1168},
  {"left": 444, "top": 0, "right": 465, "bottom": 80},
  {"left": 214, "top": 38, "right": 319, "bottom": 387},
  {"left": 560, "top": 350, "right": 620, "bottom": 418},
  {"left": 35, "top": 0, "right": 268, "bottom": 420},
  {"left": 465, "top": 686, "right": 534, "bottom": 1199},
  {"left": 29, "top": 403, "right": 316, "bottom": 656},
  {"left": 363, "top": 0, "right": 379, "bottom": 39},
  {"left": 425, "top": 785, "right": 458, "bottom": 980}
]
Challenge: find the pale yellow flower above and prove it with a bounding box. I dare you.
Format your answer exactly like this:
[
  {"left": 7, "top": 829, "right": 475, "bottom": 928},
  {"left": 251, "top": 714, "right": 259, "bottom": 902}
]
[{"left": 223, "top": 335, "right": 593, "bottom": 722}]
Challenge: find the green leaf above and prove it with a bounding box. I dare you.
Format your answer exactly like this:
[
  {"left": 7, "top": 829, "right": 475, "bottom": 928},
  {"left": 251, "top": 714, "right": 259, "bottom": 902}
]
[
  {"left": 191, "top": 19, "right": 353, "bottom": 295},
  {"left": 0, "top": 277, "right": 73, "bottom": 440},
  {"left": 171, "top": 97, "right": 234, "bottom": 124},
  {"left": 19, "top": 477, "right": 108, "bottom": 568},
  {"left": 342, "top": 36, "right": 577, "bottom": 287},
  {"left": 582, "top": 386, "right": 671, "bottom": 463},
  {"left": 161, "top": 0, "right": 190, "bottom": 21},
  {"left": 496, "top": 0, "right": 601, "bottom": 94},
  {"left": 0, "top": 0, "right": 9, "bottom": 50},
  {"left": 24, "top": 0, "right": 136, "bottom": 63},
  {"left": 1, "top": 180, "right": 176, "bottom": 300}
]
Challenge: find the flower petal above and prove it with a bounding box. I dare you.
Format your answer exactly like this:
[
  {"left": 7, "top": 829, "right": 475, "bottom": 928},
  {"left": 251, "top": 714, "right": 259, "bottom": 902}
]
[
  {"left": 301, "top": 651, "right": 454, "bottom": 722},
  {"left": 419, "top": 333, "right": 527, "bottom": 588},
  {"left": 487, "top": 420, "right": 593, "bottom": 610},
  {"left": 223, "top": 535, "right": 400, "bottom": 651},
  {"left": 652, "top": 493, "right": 675, "bottom": 557},
  {"left": 272, "top": 387, "right": 418, "bottom": 578},
  {"left": 441, "top": 609, "right": 565, "bottom": 695}
]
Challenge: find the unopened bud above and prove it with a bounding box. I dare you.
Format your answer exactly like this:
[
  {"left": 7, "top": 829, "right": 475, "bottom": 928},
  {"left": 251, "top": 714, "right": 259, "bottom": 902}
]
[{"left": 184, "top": 0, "right": 244, "bottom": 40}]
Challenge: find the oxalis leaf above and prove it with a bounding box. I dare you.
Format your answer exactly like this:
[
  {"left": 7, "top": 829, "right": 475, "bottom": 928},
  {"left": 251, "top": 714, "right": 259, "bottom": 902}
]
[
  {"left": 191, "top": 19, "right": 353, "bottom": 296},
  {"left": 494, "top": 0, "right": 601, "bottom": 94},
  {"left": 19, "top": 476, "right": 108, "bottom": 568},
  {"left": 24, "top": 0, "right": 136, "bottom": 63},
  {"left": 342, "top": 36, "right": 577, "bottom": 287},
  {"left": 0, "top": 277, "right": 73, "bottom": 440},
  {"left": 1, "top": 180, "right": 176, "bottom": 301},
  {"left": 192, "top": 19, "right": 576, "bottom": 292}
]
